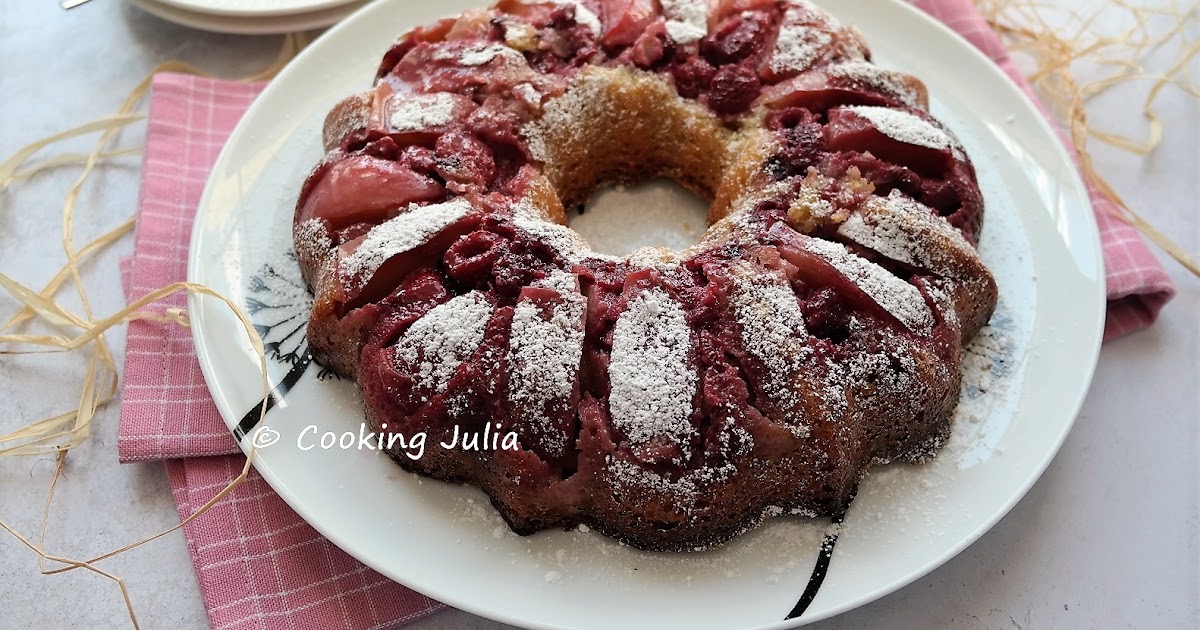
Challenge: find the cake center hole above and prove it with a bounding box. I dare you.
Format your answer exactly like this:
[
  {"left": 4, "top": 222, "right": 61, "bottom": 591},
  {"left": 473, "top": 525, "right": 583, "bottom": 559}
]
[{"left": 567, "top": 178, "right": 710, "bottom": 258}]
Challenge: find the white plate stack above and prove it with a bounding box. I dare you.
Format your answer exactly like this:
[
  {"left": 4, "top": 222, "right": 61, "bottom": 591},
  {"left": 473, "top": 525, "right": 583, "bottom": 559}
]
[{"left": 131, "top": 0, "right": 370, "bottom": 34}]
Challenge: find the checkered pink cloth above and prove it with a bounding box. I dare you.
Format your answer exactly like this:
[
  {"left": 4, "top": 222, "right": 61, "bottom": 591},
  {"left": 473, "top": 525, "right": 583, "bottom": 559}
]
[
  {"left": 118, "top": 74, "right": 443, "bottom": 630},
  {"left": 117, "top": 3, "right": 1175, "bottom": 629}
]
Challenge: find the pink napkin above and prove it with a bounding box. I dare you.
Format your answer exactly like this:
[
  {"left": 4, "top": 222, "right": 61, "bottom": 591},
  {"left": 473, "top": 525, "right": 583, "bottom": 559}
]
[
  {"left": 118, "top": 4, "right": 1175, "bottom": 629},
  {"left": 118, "top": 74, "right": 443, "bottom": 630}
]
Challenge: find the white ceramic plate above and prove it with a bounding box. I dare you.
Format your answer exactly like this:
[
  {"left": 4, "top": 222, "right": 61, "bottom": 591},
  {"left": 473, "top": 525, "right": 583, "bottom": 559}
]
[
  {"left": 131, "top": 0, "right": 368, "bottom": 34},
  {"left": 188, "top": 1, "right": 1105, "bottom": 628},
  {"left": 153, "top": 0, "right": 358, "bottom": 18}
]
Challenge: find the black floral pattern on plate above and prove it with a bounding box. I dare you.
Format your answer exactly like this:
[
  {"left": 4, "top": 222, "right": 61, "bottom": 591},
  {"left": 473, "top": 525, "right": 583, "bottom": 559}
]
[{"left": 233, "top": 251, "right": 334, "bottom": 440}]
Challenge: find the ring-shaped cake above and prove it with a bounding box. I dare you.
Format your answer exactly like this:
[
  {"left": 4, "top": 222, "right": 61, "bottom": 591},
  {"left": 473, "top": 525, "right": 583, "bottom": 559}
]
[{"left": 293, "top": 0, "right": 998, "bottom": 551}]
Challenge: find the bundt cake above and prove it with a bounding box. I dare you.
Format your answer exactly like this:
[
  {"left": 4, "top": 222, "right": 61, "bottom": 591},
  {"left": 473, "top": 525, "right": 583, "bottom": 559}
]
[{"left": 293, "top": 0, "right": 998, "bottom": 552}]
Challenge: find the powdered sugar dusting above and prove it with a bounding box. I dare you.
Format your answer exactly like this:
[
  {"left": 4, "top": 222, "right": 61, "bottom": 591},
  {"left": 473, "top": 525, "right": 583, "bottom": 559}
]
[
  {"left": 523, "top": 74, "right": 612, "bottom": 164},
  {"left": 294, "top": 218, "right": 332, "bottom": 266},
  {"left": 514, "top": 215, "right": 591, "bottom": 262},
  {"left": 945, "top": 303, "right": 1022, "bottom": 466},
  {"left": 323, "top": 93, "right": 370, "bottom": 150},
  {"left": 507, "top": 272, "right": 586, "bottom": 452},
  {"left": 340, "top": 199, "right": 473, "bottom": 289},
  {"left": 662, "top": 0, "right": 707, "bottom": 44},
  {"left": 841, "top": 326, "right": 922, "bottom": 409},
  {"left": 783, "top": 0, "right": 829, "bottom": 22},
  {"left": 388, "top": 92, "right": 457, "bottom": 132},
  {"left": 560, "top": 0, "right": 601, "bottom": 36},
  {"left": 838, "top": 211, "right": 928, "bottom": 269},
  {"left": 513, "top": 83, "right": 542, "bottom": 107},
  {"left": 957, "top": 316, "right": 1013, "bottom": 422},
  {"left": 770, "top": 8, "right": 833, "bottom": 75},
  {"left": 879, "top": 191, "right": 968, "bottom": 247},
  {"left": 393, "top": 292, "right": 493, "bottom": 394},
  {"left": 455, "top": 43, "right": 523, "bottom": 67},
  {"left": 837, "top": 190, "right": 971, "bottom": 272},
  {"left": 730, "top": 267, "right": 811, "bottom": 434},
  {"left": 828, "top": 61, "right": 924, "bottom": 109},
  {"left": 883, "top": 190, "right": 974, "bottom": 244},
  {"left": 512, "top": 197, "right": 622, "bottom": 262},
  {"left": 510, "top": 196, "right": 550, "bottom": 222},
  {"left": 533, "top": 268, "right": 579, "bottom": 295},
  {"left": 842, "top": 105, "right": 966, "bottom": 161},
  {"left": 924, "top": 280, "right": 960, "bottom": 331},
  {"left": 608, "top": 458, "right": 737, "bottom": 505},
  {"left": 608, "top": 289, "right": 696, "bottom": 447},
  {"left": 627, "top": 246, "right": 682, "bottom": 272},
  {"left": 666, "top": 20, "right": 706, "bottom": 44},
  {"left": 803, "top": 238, "right": 934, "bottom": 334}
]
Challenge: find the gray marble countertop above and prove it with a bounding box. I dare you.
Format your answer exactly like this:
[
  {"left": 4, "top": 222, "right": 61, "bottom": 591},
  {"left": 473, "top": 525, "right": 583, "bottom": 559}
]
[{"left": 0, "top": 1, "right": 1196, "bottom": 628}]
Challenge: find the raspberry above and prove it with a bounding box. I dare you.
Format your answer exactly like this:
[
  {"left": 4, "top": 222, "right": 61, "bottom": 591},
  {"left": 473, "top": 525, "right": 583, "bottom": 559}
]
[
  {"left": 701, "top": 13, "right": 769, "bottom": 66},
  {"left": 435, "top": 130, "right": 496, "bottom": 192},
  {"left": 670, "top": 54, "right": 715, "bottom": 99},
  {"left": 707, "top": 64, "right": 761, "bottom": 114}
]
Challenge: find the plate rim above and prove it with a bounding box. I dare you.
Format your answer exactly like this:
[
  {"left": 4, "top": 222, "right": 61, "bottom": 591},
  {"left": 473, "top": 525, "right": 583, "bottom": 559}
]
[
  {"left": 131, "top": 0, "right": 367, "bottom": 35},
  {"left": 151, "top": 0, "right": 359, "bottom": 18},
  {"left": 186, "top": 0, "right": 1106, "bottom": 627}
]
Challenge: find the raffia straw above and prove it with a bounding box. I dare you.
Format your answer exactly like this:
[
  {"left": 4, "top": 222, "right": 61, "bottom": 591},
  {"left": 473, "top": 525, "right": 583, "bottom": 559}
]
[
  {"left": 0, "top": 32, "right": 307, "bottom": 629},
  {"left": 975, "top": 0, "right": 1199, "bottom": 277},
  {"left": 7, "top": 148, "right": 143, "bottom": 185},
  {"left": 0, "top": 114, "right": 145, "bottom": 186}
]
